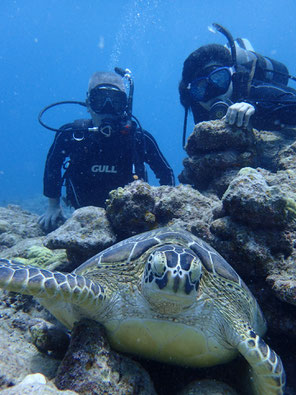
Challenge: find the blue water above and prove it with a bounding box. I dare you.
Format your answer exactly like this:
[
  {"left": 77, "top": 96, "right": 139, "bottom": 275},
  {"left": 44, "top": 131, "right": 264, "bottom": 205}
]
[{"left": 1, "top": 0, "right": 296, "bottom": 203}]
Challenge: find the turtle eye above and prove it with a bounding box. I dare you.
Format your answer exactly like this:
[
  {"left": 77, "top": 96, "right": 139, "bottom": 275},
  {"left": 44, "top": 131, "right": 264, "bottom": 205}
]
[
  {"left": 150, "top": 251, "right": 166, "bottom": 277},
  {"left": 189, "top": 257, "right": 202, "bottom": 284}
]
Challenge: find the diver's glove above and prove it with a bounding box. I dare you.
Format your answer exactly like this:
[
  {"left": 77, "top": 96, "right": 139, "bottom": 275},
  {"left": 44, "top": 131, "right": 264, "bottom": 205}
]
[
  {"left": 225, "top": 102, "right": 255, "bottom": 128},
  {"left": 38, "top": 197, "right": 66, "bottom": 232}
]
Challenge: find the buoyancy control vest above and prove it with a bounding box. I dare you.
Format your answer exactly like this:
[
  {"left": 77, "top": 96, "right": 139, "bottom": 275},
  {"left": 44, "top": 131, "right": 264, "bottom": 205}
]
[{"left": 226, "top": 37, "right": 289, "bottom": 86}]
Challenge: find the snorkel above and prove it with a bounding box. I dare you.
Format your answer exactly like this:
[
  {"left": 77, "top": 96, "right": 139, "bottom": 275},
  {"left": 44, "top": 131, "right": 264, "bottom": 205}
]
[
  {"left": 211, "top": 23, "right": 237, "bottom": 69},
  {"left": 208, "top": 24, "right": 248, "bottom": 120},
  {"left": 114, "top": 67, "right": 134, "bottom": 133},
  {"left": 114, "top": 67, "right": 144, "bottom": 180},
  {"left": 212, "top": 23, "right": 254, "bottom": 104}
]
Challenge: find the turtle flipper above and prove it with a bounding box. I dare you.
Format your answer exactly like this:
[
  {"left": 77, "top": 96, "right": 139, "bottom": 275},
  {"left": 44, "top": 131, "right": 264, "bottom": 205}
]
[
  {"left": 238, "top": 329, "right": 285, "bottom": 395},
  {"left": 0, "top": 259, "right": 106, "bottom": 307}
]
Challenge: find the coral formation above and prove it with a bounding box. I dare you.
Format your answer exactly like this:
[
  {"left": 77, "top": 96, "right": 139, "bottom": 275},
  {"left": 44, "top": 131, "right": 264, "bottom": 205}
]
[
  {"left": 44, "top": 206, "right": 116, "bottom": 266},
  {"left": 0, "top": 205, "right": 44, "bottom": 252},
  {"left": 106, "top": 181, "right": 220, "bottom": 240},
  {"left": 0, "top": 120, "right": 296, "bottom": 393}
]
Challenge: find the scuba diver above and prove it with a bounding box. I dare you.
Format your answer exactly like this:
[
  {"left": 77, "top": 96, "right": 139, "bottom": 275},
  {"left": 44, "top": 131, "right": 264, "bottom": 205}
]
[
  {"left": 38, "top": 70, "right": 175, "bottom": 231},
  {"left": 179, "top": 23, "right": 296, "bottom": 147}
]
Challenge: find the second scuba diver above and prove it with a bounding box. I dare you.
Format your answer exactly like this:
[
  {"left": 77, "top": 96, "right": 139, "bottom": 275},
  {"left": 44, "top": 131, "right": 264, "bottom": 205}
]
[{"left": 179, "top": 23, "right": 296, "bottom": 147}]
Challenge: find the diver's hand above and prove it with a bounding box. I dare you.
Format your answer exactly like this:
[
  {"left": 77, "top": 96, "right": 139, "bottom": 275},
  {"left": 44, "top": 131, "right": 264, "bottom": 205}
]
[
  {"left": 38, "top": 198, "right": 66, "bottom": 232},
  {"left": 225, "top": 102, "right": 255, "bottom": 128}
]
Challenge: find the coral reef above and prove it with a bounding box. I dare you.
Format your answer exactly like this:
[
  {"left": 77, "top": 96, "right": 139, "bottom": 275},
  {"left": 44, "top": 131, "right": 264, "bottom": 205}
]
[
  {"left": 29, "top": 319, "right": 70, "bottom": 357},
  {"left": 0, "top": 373, "right": 77, "bottom": 394},
  {"left": 222, "top": 167, "right": 294, "bottom": 228},
  {"left": 106, "top": 181, "right": 156, "bottom": 236},
  {"left": 106, "top": 181, "right": 220, "bottom": 240},
  {"left": 2, "top": 242, "right": 68, "bottom": 271},
  {"left": 0, "top": 289, "right": 61, "bottom": 389},
  {"left": 0, "top": 205, "right": 44, "bottom": 252},
  {"left": 179, "top": 120, "right": 296, "bottom": 197},
  {"left": 55, "top": 319, "right": 157, "bottom": 395},
  {"left": 44, "top": 206, "right": 116, "bottom": 266},
  {"left": 0, "top": 120, "right": 296, "bottom": 393}
]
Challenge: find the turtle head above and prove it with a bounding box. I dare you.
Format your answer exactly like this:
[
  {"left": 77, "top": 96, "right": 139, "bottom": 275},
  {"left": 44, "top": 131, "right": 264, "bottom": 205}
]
[{"left": 141, "top": 244, "right": 202, "bottom": 314}]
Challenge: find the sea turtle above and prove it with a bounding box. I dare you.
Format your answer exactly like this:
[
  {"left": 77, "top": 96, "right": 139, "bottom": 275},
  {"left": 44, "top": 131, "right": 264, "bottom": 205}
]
[{"left": 0, "top": 225, "right": 285, "bottom": 394}]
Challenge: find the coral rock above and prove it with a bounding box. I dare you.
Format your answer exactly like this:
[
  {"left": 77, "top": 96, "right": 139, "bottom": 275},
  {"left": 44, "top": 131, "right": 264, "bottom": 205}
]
[
  {"left": 0, "top": 205, "right": 44, "bottom": 252},
  {"left": 222, "top": 167, "right": 293, "bottom": 228},
  {"left": 44, "top": 206, "right": 116, "bottom": 266},
  {"left": 55, "top": 319, "right": 156, "bottom": 395}
]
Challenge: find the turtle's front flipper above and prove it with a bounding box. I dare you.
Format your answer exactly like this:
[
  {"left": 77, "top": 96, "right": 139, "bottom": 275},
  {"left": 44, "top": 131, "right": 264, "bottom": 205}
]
[
  {"left": 238, "top": 329, "right": 285, "bottom": 395},
  {"left": 0, "top": 259, "right": 105, "bottom": 307}
]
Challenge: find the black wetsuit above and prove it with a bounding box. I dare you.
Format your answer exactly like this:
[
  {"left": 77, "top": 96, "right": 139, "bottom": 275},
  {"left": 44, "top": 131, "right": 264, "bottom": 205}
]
[
  {"left": 191, "top": 79, "right": 296, "bottom": 131},
  {"left": 43, "top": 119, "right": 175, "bottom": 208}
]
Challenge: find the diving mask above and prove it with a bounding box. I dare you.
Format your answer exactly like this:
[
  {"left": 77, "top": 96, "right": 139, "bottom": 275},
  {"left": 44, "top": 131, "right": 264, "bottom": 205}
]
[
  {"left": 87, "top": 85, "right": 127, "bottom": 114},
  {"left": 188, "top": 67, "right": 232, "bottom": 102}
]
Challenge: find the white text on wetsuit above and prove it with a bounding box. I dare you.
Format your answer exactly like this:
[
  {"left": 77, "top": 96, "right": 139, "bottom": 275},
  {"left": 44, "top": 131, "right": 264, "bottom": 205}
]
[{"left": 91, "top": 165, "right": 117, "bottom": 173}]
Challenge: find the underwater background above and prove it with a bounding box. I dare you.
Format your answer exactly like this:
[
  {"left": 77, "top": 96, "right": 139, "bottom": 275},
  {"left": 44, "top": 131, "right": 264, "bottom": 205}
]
[{"left": 1, "top": 0, "right": 296, "bottom": 208}]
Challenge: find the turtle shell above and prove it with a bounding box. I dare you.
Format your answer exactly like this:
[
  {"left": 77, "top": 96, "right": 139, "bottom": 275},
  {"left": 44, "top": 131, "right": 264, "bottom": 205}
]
[
  {"left": 74, "top": 231, "right": 160, "bottom": 276},
  {"left": 74, "top": 225, "right": 251, "bottom": 297}
]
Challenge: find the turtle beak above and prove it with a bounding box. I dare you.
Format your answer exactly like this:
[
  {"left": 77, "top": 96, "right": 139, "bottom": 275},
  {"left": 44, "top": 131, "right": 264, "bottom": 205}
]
[{"left": 173, "top": 275, "right": 181, "bottom": 293}]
